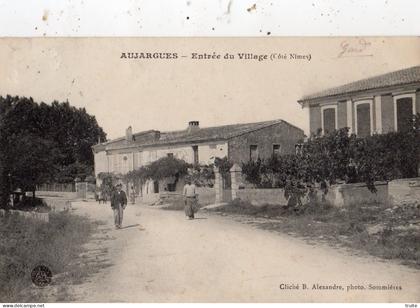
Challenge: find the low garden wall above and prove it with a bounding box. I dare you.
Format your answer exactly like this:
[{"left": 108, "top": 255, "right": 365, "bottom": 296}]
[
  {"left": 36, "top": 191, "right": 78, "bottom": 199},
  {"left": 0, "top": 209, "right": 49, "bottom": 222},
  {"left": 147, "top": 187, "right": 216, "bottom": 206},
  {"left": 41, "top": 198, "right": 72, "bottom": 211},
  {"left": 234, "top": 181, "right": 389, "bottom": 208},
  {"left": 196, "top": 187, "right": 215, "bottom": 206},
  {"left": 141, "top": 193, "right": 160, "bottom": 205},
  {"left": 236, "top": 188, "right": 287, "bottom": 206},
  {"left": 326, "top": 182, "right": 389, "bottom": 207},
  {"left": 388, "top": 177, "right": 420, "bottom": 205}
]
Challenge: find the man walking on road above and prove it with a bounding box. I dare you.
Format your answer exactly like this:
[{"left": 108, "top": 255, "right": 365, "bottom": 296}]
[{"left": 111, "top": 184, "right": 127, "bottom": 229}]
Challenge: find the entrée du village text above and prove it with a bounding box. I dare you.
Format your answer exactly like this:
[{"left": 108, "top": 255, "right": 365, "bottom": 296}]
[{"left": 120, "top": 52, "right": 312, "bottom": 62}]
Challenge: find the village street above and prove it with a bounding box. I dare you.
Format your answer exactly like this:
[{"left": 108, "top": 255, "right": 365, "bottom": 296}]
[{"left": 68, "top": 201, "right": 420, "bottom": 303}]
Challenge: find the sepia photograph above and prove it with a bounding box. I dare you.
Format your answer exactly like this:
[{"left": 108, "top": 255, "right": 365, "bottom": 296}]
[{"left": 0, "top": 36, "right": 419, "bottom": 304}]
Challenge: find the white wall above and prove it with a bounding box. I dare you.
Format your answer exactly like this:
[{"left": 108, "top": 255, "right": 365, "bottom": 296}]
[
  {"left": 136, "top": 141, "right": 228, "bottom": 167},
  {"left": 197, "top": 143, "right": 228, "bottom": 165},
  {"left": 94, "top": 151, "right": 108, "bottom": 177},
  {"left": 94, "top": 141, "right": 229, "bottom": 186}
]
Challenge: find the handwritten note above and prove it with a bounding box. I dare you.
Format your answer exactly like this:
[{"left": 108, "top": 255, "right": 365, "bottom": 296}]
[{"left": 338, "top": 39, "right": 373, "bottom": 58}]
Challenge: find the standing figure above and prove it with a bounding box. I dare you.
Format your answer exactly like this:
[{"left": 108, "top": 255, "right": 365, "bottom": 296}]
[
  {"left": 129, "top": 185, "right": 136, "bottom": 204},
  {"left": 183, "top": 179, "right": 197, "bottom": 220},
  {"left": 97, "top": 189, "right": 104, "bottom": 204},
  {"left": 111, "top": 184, "right": 127, "bottom": 229}
]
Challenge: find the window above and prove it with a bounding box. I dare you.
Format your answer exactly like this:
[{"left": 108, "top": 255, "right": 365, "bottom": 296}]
[
  {"left": 192, "top": 145, "right": 199, "bottom": 164},
  {"left": 120, "top": 154, "right": 130, "bottom": 174},
  {"left": 272, "top": 144, "right": 281, "bottom": 156},
  {"left": 321, "top": 105, "right": 337, "bottom": 134},
  {"left": 354, "top": 101, "right": 372, "bottom": 137},
  {"left": 149, "top": 150, "right": 157, "bottom": 162},
  {"left": 167, "top": 153, "right": 174, "bottom": 158},
  {"left": 153, "top": 181, "right": 159, "bottom": 193},
  {"left": 394, "top": 94, "right": 415, "bottom": 132},
  {"left": 250, "top": 145, "right": 258, "bottom": 161},
  {"left": 112, "top": 154, "right": 120, "bottom": 173},
  {"left": 167, "top": 183, "right": 176, "bottom": 191},
  {"left": 134, "top": 152, "right": 142, "bottom": 168}
]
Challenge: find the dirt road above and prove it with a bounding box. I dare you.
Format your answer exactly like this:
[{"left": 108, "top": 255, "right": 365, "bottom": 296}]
[{"left": 69, "top": 201, "right": 419, "bottom": 302}]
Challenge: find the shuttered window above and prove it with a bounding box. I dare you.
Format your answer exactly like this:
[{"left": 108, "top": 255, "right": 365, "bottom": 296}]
[
  {"left": 396, "top": 97, "right": 414, "bottom": 132},
  {"left": 323, "top": 108, "right": 336, "bottom": 134}
]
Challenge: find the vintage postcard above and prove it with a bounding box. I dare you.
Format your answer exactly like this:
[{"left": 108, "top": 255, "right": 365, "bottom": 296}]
[{"left": 0, "top": 37, "right": 419, "bottom": 304}]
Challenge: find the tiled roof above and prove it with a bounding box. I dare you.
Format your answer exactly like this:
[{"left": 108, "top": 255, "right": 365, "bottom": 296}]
[
  {"left": 299, "top": 65, "right": 420, "bottom": 103},
  {"left": 153, "top": 120, "right": 284, "bottom": 144},
  {"left": 95, "top": 119, "right": 301, "bottom": 151}
]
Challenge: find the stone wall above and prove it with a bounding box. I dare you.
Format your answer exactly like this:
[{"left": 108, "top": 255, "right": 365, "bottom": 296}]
[
  {"left": 228, "top": 121, "right": 304, "bottom": 163},
  {"left": 388, "top": 178, "right": 420, "bottom": 205},
  {"left": 141, "top": 192, "right": 160, "bottom": 204},
  {"left": 41, "top": 198, "right": 72, "bottom": 212},
  {"left": 325, "top": 182, "right": 389, "bottom": 207},
  {"left": 236, "top": 188, "right": 287, "bottom": 206},
  {"left": 196, "top": 187, "right": 215, "bottom": 206},
  {"left": 36, "top": 191, "right": 78, "bottom": 199},
  {"left": 0, "top": 209, "right": 49, "bottom": 222},
  {"left": 232, "top": 182, "right": 388, "bottom": 208},
  {"left": 232, "top": 180, "right": 420, "bottom": 208}
]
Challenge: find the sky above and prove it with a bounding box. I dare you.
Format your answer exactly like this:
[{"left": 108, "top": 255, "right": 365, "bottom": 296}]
[{"left": 1, "top": 37, "right": 419, "bottom": 139}]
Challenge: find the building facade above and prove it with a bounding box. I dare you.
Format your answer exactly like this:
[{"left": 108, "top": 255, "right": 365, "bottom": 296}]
[
  {"left": 298, "top": 66, "right": 420, "bottom": 137},
  {"left": 92, "top": 119, "right": 304, "bottom": 195}
]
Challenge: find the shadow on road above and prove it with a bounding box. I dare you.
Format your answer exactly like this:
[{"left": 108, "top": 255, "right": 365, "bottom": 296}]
[{"left": 120, "top": 224, "right": 141, "bottom": 230}]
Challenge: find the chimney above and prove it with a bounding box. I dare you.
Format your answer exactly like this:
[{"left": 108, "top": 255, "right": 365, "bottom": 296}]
[
  {"left": 126, "top": 126, "right": 133, "bottom": 141},
  {"left": 153, "top": 130, "right": 161, "bottom": 141},
  {"left": 187, "top": 121, "right": 200, "bottom": 133}
]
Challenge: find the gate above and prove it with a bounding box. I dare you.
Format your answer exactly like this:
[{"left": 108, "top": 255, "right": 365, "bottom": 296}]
[{"left": 75, "top": 182, "right": 87, "bottom": 198}]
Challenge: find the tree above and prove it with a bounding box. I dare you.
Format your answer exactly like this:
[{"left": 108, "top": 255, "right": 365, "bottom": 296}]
[
  {"left": 98, "top": 172, "right": 118, "bottom": 201},
  {"left": 241, "top": 120, "right": 420, "bottom": 208},
  {"left": 123, "top": 157, "right": 191, "bottom": 193},
  {"left": 140, "top": 156, "right": 189, "bottom": 181},
  {"left": 5, "top": 134, "right": 58, "bottom": 198},
  {"left": 0, "top": 95, "right": 107, "bottom": 207}
]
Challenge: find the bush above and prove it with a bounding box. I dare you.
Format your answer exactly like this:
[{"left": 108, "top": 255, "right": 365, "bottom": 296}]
[
  {"left": 189, "top": 165, "right": 215, "bottom": 187},
  {"left": 125, "top": 156, "right": 232, "bottom": 188},
  {"left": 242, "top": 119, "right": 420, "bottom": 193},
  {"left": 12, "top": 197, "right": 50, "bottom": 212},
  {"left": 98, "top": 172, "right": 118, "bottom": 200}
]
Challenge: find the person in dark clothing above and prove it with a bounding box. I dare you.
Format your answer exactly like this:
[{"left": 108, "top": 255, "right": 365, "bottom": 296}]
[{"left": 111, "top": 184, "right": 127, "bottom": 229}]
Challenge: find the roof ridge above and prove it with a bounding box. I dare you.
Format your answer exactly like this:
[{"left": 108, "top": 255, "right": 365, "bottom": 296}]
[
  {"left": 299, "top": 65, "right": 420, "bottom": 102},
  {"left": 139, "top": 119, "right": 283, "bottom": 135},
  {"left": 105, "top": 119, "right": 287, "bottom": 145},
  {"left": 158, "top": 119, "right": 282, "bottom": 134}
]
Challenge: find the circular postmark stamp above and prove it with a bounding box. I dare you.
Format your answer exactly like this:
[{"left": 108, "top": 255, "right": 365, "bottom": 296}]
[{"left": 31, "top": 264, "right": 52, "bottom": 287}]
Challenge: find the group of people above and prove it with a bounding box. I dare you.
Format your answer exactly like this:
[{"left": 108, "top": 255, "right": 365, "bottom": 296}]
[{"left": 106, "top": 179, "right": 199, "bottom": 229}]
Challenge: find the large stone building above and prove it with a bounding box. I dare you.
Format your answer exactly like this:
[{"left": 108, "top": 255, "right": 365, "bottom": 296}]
[
  {"left": 92, "top": 119, "right": 304, "bottom": 195},
  {"left": 298, "top": 66, "right": 420, "bottom": 136}
]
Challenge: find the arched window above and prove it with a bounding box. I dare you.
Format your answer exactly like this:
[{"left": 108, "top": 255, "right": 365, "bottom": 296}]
[
  {"left": 321, "top": 105, "right": 337, "bottom": 135},
  {"left": 354, "top": 100, "right": 373, "bottom": 137},
  {"left": 394, "top": 93, "right": 416, "bottom": 132}
]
